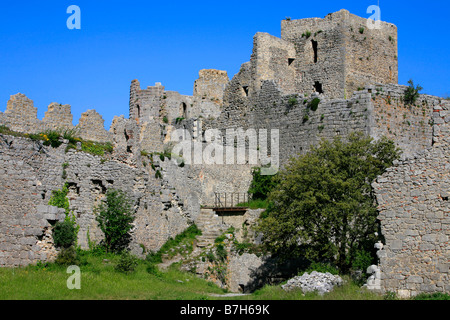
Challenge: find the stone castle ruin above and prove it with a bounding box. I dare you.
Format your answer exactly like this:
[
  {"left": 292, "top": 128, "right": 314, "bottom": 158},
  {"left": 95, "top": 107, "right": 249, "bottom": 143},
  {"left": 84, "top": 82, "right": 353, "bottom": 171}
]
[{"left": 0, "top": 9, "right": 448, "bottom": 297}]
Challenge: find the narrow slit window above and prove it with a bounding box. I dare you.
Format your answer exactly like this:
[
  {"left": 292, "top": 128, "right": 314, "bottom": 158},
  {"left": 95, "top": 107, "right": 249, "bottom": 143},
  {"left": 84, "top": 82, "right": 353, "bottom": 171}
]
[
  {"left": 242, "top": 86, "right": 249, "bottom": 97},
  {"left": 311, "top": 40, "right": 318, "bottom": 63}
]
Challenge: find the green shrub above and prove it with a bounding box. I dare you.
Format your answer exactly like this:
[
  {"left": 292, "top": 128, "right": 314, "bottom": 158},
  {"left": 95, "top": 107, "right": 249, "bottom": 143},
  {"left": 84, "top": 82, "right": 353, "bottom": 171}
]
[
  {"left": 146, "top": 263, "right": 163, "bottom": 277},
  {"left": 288, "top": 97, "right": 298, "bottom": 107},
  {"left": 163, "top": 116, "right": 169, "bottom": 124},
  {"left": 302, "top": 114, "right": 309, "bottom": 123},
  {"left": 48, "top": 183, "right": 70, "bottom": 215},
  {"left": 351, "top": 249, "right": 373, "bottom": 273},
  {"left": 302, "top": 262, "right": 340, "bottom": 275},
  {"left": 404, "top": 79, "right": 423, "bottom": 105},
  {"left": 214, "top": 235, "right": 226, "bottom": 244},
  {"left": 359, "top": 27, "right": 365, "bottom": 34},
  {"left": 55, "top": 246, "right": 79, "bottom": 266},
  {"left": 215, "top": 244, "right": 228, "bottom": 262},
  {"left": 94, "top": 189, "right": 135, "bottom": 253},
  {"left": 248, "top": 167, "right": 278, "bottom": 201},
  {"left": 308, "top": 98, "right": 321, "bottom": 111},
  {"left": 257, "top": 132, "right": 401, "bottom": 272},
  {"left": 115, "top": 251, "right": 139, "bottom": 274},
  {"left": 81, "top": 141, "right": 113, "bottom": 156},
  {"left": 146, "top": 251, "right": 163, "bottom": 265},
  {"left": 62, "top": 128, "right": 81, "bottom": 145},
  {"left": 43, "top": 130, "right": 63, "bottom": 148},
  {"left": 53, "top": 221, "right": 77, "bottom": 248}
]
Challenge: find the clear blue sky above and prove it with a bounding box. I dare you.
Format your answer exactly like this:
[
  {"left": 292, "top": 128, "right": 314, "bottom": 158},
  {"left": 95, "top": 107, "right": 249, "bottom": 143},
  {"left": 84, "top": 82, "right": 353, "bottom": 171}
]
[{"left": 1, "top": 0, "right": 449, "bottom": 128}]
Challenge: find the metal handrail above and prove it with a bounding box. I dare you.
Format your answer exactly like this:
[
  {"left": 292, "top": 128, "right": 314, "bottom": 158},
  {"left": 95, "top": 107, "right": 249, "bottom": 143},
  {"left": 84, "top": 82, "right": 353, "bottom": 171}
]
[{"left": 214, "top": 192, "right": 251, "bottom": 208}]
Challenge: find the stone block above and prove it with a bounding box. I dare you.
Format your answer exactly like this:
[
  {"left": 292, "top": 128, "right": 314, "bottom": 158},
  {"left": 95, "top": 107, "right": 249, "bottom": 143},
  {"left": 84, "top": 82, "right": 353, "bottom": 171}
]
[{"left": 407, "top": 275, "right": 423, "bottom": 284}]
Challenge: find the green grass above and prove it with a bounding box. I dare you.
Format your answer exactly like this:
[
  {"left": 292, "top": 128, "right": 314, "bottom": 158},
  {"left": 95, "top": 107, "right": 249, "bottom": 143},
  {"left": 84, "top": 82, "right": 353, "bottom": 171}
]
[
  {"left": 3, "top": 252, "right": 442, "bottom": 300},
  {"left": 0, "top": 251, "right": 225, "bottom": 300},
  {"left": 0, "top": 254, "right": 384, "bottom": 300}
]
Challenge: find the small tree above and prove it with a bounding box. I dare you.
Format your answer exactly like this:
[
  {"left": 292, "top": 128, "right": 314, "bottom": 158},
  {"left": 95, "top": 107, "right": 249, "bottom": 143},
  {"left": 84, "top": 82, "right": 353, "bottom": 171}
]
[
  {"left": 95, "top": 189, "right": 136, "bottom": 253},
  {"left": 257, "top": 132, "right": 401, "bottom": 272},
  {"left": 404, "top": 79, "right": 423, "bottom": 105}
]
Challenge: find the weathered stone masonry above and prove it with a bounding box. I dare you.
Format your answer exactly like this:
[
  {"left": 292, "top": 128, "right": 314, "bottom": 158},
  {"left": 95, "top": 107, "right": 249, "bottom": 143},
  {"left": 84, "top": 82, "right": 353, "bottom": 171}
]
[
  {"left": 372, "top": 101, "right": 449, "bottom": 298},
  {"left": 0, "top": 9, "right": 448, "bottom": 296}
]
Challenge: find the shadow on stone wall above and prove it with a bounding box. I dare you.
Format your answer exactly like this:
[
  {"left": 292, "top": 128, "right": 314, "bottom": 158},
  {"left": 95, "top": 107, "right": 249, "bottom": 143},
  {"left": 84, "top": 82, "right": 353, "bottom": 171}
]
[{"left": 241, "top": 255, "right": 308, "bottom": 293}]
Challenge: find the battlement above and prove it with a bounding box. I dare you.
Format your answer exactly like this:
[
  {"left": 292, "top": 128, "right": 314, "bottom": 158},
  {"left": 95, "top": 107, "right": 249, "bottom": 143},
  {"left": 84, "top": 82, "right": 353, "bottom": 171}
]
[{"left": 0, "top": 93, "right": 112, "bottom": 143}]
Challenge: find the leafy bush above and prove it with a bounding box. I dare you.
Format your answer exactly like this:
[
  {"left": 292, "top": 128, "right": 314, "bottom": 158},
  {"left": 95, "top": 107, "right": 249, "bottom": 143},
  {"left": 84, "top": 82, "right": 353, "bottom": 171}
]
[
  {"left": 308, "top": 98, "right": 321, "bottom": 111},
  {"left": 146, "top": 263, "right": 163, "bottom": 277},
  {"left": 95, "top": 189, "right": 136, "bottom": 253},
  {"left": 115, "top": 251, "right": 139, "bottom": 274},
  {"left": 248, "top": 167, "right": 278, "bottom": 201},
  {"left": 302, "top": 262, "right": 340, "bottom": 275},
  {"left": 257, "top": 132, "right": 401, "bottom": 272},
  {"left": 288, "top": 97, "right": 298, "bottom": 107},
  {"left": 48, "top": 183, "right": 70, "bottom": 215},
  {"left": 55, "top": 246, "right": 80, "bottom": 266},
  {"left": 53, "top": 221, "right": 77, "bottom": 248},
  {"left": 351, "top": 249, "right": 374, "bottom": 273}
]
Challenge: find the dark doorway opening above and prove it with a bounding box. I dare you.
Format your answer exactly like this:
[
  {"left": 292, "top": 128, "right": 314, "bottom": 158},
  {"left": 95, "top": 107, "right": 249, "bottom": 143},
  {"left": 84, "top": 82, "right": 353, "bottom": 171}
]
[
  {"left": 311, "top": 40, "right": 318, "bottom": 63},
  {"left": 288, "top": 58, "right": 295, "bottom": 66},
  {"left": 314, "top": 81, "right": 323, "bottom": 94}
]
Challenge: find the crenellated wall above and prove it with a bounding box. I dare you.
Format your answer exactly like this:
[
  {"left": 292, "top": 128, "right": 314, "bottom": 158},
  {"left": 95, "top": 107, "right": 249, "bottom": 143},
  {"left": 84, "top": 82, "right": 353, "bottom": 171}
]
[{"left": 0, "top": 94, "right": 112, "bottom": 143}]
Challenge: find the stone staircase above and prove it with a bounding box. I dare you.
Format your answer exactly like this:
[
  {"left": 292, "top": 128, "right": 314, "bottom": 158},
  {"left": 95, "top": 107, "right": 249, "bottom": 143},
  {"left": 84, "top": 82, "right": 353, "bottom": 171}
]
[{"left": 195, "top": 208, "right": 225, "bottom": 248}]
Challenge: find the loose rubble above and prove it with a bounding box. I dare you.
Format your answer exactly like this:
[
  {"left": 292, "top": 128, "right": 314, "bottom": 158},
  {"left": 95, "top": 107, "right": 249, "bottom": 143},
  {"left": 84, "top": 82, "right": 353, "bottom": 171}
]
[{"left": 281, "top": 271, "right": 344, "bottom": 295}]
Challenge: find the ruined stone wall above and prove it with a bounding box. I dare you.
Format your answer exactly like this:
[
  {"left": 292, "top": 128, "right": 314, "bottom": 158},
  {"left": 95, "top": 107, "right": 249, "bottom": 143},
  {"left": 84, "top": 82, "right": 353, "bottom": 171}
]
[
  {"left": 76, "top": 109, "right": 113, "bottom": 144},
  {"left": 373, "top": 101, "right": 449, "bottom": 298},
  {"left": 0, "top": 94, "right": 112, "bottom": 143},
  {"left": 0, "top": 133, "right": 197, "bottom": 266},
  {"left": 367, "top": 84, "right": 437, "bottom": 156},
  {"left": 250, "top": 33, "right": 297, "bottom": 96},
  {"left": 280, "top": 9, "right": 397, "bottom": 99},
  {"left": 43, "top": 103, "right": 74, "bottom": 131},
  {"left": 193, "top": 69, "right": 229, "bottom": 102},
  {"left": 0, "top": 134, "right": 66, "bottom": 267}
]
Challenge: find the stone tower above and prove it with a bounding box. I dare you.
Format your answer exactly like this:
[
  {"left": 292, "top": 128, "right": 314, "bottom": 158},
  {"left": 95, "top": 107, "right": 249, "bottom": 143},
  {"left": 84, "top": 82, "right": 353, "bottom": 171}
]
[{"left": 280, "top": 9, "right": 398, "bottom": 98}]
